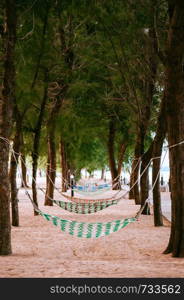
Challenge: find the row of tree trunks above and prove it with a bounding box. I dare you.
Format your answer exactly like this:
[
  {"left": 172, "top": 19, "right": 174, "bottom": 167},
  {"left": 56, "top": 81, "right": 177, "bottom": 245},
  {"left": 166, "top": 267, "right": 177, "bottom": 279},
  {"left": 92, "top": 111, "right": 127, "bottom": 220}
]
[
  {"left": 0, "top": 0, "right": 16, "bottom": 255},
  {"left": 164, "top": 1, "right": 184, "bottom": 257}
]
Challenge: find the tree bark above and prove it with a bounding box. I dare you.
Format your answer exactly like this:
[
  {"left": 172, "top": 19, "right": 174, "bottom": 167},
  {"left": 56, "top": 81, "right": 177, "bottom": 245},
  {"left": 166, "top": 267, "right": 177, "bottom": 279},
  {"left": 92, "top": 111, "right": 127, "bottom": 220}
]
[
  {"left": 132, "top": 128, "right": 145, "bottom": 204},
  {"left": 117, "top": 142, "right": 127, "bottom": 176},
  {"left": 21, "top": 153, "right": 29, "bottom": 188},
  {"left": 0, "top": 0, "right": 16, "bottom": 255},
  {"left": 163, "top": 1, "right": 184, "bottom": 257},
  {"left": 45, "top": 136, "right": 56, "bottom": 205},
  {"left": 9, "top": 115, "right": 22, "bottom": 227},
  {"left": 107, "top": 118, "right": 119, "bottom": 190},
  {"left": 140, "top": 145, "right": 153, "bottom": 215},
  {"left": 152, "top": 96, "right": 166, "bottom": 226},
  {"left": 32, "top": 73, "right": 48, "bottom": 214},
  {"left": 129, "top": 163, "right": 135, "bottom": 199},
  {"left": 44, "top": 82, "right": 67, "bottom": 206},
  {"left": 101, "top": 167, "right": 105, "bottom": 180},
  {"left": 132, "top": 24, "right": 157, "bottom": 205},
  {"left": 60, "top": 137, "right": 68, "bottom": 192}
]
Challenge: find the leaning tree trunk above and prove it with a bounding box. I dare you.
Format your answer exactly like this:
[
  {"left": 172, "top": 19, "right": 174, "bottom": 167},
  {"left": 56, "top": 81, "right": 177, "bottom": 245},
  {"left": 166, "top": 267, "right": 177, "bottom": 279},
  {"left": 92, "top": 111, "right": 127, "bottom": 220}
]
[
  {"left": 0, "top": 0, "right": 16, "bottom": 255},
  {"left": 163, "top": 1, "right": 184, "bottom": 257}
]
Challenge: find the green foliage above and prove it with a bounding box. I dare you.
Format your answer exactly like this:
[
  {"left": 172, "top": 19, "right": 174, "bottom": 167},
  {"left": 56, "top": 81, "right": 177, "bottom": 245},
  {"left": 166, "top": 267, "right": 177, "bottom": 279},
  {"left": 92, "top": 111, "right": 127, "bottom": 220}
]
[{"left": 1, "top": 0, "right": 166, "bottom": 173}]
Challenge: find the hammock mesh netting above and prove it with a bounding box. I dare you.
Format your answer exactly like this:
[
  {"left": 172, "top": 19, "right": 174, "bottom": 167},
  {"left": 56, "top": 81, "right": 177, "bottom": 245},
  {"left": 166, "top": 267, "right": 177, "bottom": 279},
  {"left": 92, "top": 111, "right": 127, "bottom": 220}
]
[
  {"left": 53, "top": 199, "right": 118, "bottom": 214},
  {"left": 39, "top": 210, "right": 136, "bottom": 238}
]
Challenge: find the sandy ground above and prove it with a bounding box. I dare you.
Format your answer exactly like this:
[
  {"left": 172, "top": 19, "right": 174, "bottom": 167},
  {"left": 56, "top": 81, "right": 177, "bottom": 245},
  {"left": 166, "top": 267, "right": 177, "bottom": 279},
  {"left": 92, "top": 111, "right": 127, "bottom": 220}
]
[{"left": 0, "top": 187, "right": 184, "bottom": 278}]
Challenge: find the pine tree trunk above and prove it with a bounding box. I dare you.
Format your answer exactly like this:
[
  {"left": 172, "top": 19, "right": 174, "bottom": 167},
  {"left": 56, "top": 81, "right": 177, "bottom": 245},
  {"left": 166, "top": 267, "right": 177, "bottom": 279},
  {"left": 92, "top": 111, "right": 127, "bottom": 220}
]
[
  {"left": 21, "top": 154, "right": 29, "bottom": 188},
  {"left": 32, "top": 75, "right": 48, "bottom": 214},
  {"left": 44, "top": 136, "right": 55, "bottom": 206},
  {"left": 117, "top": 143, "right": 127, "bottom": 176},
  {"left": 152, "top": 155, "right": 163, "bottom": 226},
  {"left": 9, "top": 117, "right": 22, "bottom": 226},
  {"left": 101, "top": 167, "right": 105, "bottom": 180},
  {"left": 0, "top": 141, "right": 12, "bottom": 255},
  {"left": 129, "top": 161, "right": 135, "bottom": 199},
  {"left": 140, "top": 146, "right": 153, "bottom": 215},
  {"left": 107, "top": 118, "right": 119, "bottom": 190},
  {"left": 132, "top": 129, "right": 144, "bottom": 204},
  {"left": 163, "top": 1, "right": 184, "bottom": 257},
  {"left": 0, "top": 0, "right": 16, "bottom": 255},
  {"left": 60, "top": 138, "right": 68, "bottom": 192},
  {"left": 152, "top": 96, "right": 166, "bottom": 226},
  {"left": 32, "top": 157, "right": 39, "bottom": 215}
]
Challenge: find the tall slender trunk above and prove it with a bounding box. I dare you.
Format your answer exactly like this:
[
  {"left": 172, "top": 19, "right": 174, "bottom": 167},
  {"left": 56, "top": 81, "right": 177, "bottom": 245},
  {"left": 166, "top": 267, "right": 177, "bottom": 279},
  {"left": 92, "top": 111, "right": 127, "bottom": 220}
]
[
  {"left": 107, "top": 119, "right": 119, "bottom": 190},
  {"left": 117, "top": 143, "right": 127, "bottom": 176},
  {"left": 44, "top": 82, "right": 67, "bottom": 206},
  {"left": 45, "top": 136, "right": 56, "bottom": 205},
  {"left": 133, "top": 24, "right": 157, "bottom": 205},
  {"left": 163, "top": 1, "right": 184, "bottom": 257},
  {"left": 19, "top": 130, "right": 29, "bottom": 187},
  {"left": 101, "top": 167, "right": 105, "bottom": 180},
  {"left": 140, "top": 145, "right": 153, "bottom": 215},
  {"left": 0, "top": 0, "right": 16, "bottom": 255},
  {"left": 129, "top": 163, "right": 135, "bottom": 199},
  {"left": 132, "top": 128, "right": 145, "bottom": 204},
  {"left": 152, "top": 96, "right": 166, "bottom": 226},
  {"left": 32, "top": 74, "right": 48, "bottom": 214},
  {"left": 9, "top": 117, "right": 22, "bottom": 226},
  {"left": 21, "top": 153, "right": 29, "bottom": 188},
  {"left": 60, "top": 138, "right": 68, "bottom": 192},
  {"left": 152, "top": 155, "right": 163, "bottom": 225}
]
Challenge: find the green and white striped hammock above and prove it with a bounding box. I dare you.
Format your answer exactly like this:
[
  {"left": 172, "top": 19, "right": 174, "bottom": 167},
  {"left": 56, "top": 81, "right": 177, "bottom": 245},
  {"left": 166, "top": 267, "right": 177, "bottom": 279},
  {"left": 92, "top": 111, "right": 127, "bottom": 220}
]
[
  {"left": 25, "top": 190, "right": 145, "bottom": 239},
  {"left": 53, "top": 199, "right": 118, "bottom": 214},
  {"left": 39, "top": 210, "right": 136, "bottom": 238}
]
